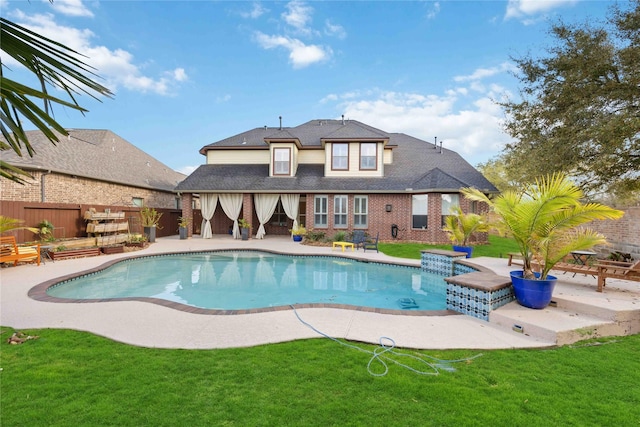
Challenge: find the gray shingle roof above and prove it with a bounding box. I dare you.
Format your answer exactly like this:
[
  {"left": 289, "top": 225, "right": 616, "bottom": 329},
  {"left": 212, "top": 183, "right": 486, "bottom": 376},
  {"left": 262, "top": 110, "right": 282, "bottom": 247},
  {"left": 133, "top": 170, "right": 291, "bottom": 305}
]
[
  {"left": 2, "top": 129, "right": 185, "bottom": 191},
  {"left": 177, "top": 119, "right": 498, "bottom": 194}
]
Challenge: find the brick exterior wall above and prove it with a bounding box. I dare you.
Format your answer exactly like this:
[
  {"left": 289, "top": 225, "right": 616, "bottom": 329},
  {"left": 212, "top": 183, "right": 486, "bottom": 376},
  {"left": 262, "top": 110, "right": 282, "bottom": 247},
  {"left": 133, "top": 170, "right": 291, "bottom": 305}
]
[
  {"left": 1, "top": 171, "right": 178, "bottom": 208},
  {"left": 589, "top": 207, "right": 640, "bottom": 260},
  {"left": 299, "top": 192, "right": 490, "bottom": 243}
]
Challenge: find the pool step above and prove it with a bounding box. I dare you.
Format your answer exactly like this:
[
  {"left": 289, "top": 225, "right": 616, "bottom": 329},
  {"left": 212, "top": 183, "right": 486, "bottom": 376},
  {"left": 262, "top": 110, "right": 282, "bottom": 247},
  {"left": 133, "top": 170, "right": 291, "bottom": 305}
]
[{"left": 489, "top": 301, "right": 631, "bottom": 346}]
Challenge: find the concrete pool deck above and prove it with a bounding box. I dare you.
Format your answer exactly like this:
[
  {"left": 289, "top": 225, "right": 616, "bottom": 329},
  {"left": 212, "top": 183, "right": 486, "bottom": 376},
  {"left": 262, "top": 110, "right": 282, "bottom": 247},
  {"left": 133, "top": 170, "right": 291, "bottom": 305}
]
[{"left": 1, "top": 235, "right": 638, "bottom": 350}]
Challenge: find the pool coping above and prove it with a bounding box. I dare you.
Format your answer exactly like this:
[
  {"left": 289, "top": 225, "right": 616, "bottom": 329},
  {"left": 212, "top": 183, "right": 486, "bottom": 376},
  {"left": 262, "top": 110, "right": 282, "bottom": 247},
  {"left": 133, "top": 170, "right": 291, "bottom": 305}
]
[{"left": 28, "top": 249, "right": 459, "bottom": 317}]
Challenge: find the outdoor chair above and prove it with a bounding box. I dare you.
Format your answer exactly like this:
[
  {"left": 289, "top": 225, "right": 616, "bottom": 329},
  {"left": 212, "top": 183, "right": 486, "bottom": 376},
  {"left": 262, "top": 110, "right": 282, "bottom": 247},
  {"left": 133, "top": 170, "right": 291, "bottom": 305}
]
[
  {"left": 363, "top": 232, "right": 379, "bottom": 253},
  {"left": 595, "top": 259, "right": 640, "bottom": 292},
  {"left": 351, "top": 230, "right": 366, "bottom": 250},
  {"left": 0, "top": 236, "right": 41, "bottom": 267}
]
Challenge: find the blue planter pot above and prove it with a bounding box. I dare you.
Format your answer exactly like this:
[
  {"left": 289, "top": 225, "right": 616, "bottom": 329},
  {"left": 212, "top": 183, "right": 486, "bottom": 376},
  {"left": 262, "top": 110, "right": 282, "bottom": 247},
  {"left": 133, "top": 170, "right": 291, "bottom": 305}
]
[
  {"left": 452, "top": 245, "right": 473, "bottom": 258},
  {"left": 510, "top": 270, "right": 557, "bottom": 309},
  {"left": 292, "top": 235, "right": 303, "bottom": 242}
]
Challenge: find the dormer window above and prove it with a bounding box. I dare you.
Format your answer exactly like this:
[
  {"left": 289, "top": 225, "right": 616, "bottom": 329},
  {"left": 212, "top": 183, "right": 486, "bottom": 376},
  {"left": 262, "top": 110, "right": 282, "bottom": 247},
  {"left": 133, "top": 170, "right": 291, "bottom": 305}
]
[
  {"left": 332, "top": 143, "right": 348, "bottom": 170},
  {"left": 360, "top": 142, "right": 377, "bottom": 170},
  {"left": 273, "top": 147, "right": 291, "bottom": 175}
]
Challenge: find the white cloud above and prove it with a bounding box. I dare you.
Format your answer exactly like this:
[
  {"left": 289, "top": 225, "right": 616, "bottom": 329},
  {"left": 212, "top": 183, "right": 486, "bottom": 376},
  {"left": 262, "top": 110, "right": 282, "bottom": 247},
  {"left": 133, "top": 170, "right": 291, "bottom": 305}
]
[
  {"left": 454, "top": 62, "right": 517, "bottom": 82},
  {"left": 323, "top": 66, "right": 516, "bottom": 166},
  {"left": 254, "top": 32, "right": 332, "bottom": 68},
  {"left": 505, "top": 0, "right": 578, "bottom": 20},
  {"left": 173, "top": 68, "right": 188, "bottom": 82},
  {"left": 10, "top": 11, "right": 186, "bottom": 96},
  {"left": 216, "top": 94, "right": 232, "bottom": 103},
  {"left": 177, "top": 165, "right": 198, "bottom": 175},
  {"left": 426, "top": 2, "right": 441, "bottom": 20},
  {"left": 240, "top": 2, "right": 268, "bottom": 19},
  {"left": 324, "top": 20, "right": 346, "bottom": 39},
  {"left": 282, "top": 0, "right": 314, "bottom": 35},
  {"left": 49, "top": 0, "right": 94, "bottom": 18}
]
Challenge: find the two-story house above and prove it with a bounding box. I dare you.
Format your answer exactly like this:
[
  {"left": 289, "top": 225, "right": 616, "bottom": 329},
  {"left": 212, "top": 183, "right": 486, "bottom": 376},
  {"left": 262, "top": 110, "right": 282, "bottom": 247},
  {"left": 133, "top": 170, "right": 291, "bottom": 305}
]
[{"left": 175, "top": 118, "right": 498, "bottom": 242}]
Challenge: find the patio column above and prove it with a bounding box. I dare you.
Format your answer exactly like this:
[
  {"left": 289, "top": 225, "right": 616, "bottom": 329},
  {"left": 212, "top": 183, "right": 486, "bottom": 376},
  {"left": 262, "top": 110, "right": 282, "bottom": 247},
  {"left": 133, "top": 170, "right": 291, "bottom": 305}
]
[
  {"left": 181, "top": 193, "right": 194, "bottom": 237},
  {"left": 242, "top": 193, "right": 254, "bottom": 238}
]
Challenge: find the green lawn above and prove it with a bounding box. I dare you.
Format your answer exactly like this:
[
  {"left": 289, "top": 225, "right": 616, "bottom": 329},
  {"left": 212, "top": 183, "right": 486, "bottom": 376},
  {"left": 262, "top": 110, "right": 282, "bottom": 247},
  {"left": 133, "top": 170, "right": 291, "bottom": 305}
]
[
  {"left": 2, "top": 327, "right": 639, "bottom": 426},
  {"left": 379, "top": 234, "right": 520, "bottom": 259}
]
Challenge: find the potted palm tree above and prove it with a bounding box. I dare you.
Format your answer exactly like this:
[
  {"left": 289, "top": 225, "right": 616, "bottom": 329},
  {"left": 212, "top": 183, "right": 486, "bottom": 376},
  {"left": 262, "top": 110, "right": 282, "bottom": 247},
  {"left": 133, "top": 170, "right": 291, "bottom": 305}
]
[
  {"left": 178, "top": 216, "right": 190, "bottom": 240},
  {"left": 462, "top": 173, "right": 624, "bottom": 309},
  {"left": 140, "top": 206, "right": 162, "bottom": 243},
  {"left": 238, "top": 218, "right": 251, "bottom": 240},
  {"left": 442, "top": 207, "right": 489, "bottom": 258}
]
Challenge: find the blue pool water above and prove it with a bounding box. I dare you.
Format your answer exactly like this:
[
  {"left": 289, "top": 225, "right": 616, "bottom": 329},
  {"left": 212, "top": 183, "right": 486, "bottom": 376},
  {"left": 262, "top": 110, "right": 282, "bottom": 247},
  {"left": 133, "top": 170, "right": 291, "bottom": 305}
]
[{"left": 47, "top": 251, "right": 449, "bottom": 311}]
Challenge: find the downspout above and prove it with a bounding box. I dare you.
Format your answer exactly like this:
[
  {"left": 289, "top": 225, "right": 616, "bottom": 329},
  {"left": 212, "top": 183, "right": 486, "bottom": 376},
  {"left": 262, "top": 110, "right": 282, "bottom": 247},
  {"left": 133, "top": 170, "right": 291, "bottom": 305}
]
[{"left": 41, "top": 170, "right": 52, "bottom": 202}]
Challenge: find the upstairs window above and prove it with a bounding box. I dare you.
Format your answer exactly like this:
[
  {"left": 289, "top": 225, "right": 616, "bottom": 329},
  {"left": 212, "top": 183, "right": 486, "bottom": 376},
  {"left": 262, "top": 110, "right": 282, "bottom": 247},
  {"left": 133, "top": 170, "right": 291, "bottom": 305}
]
[
  {"left": 359, "top": 143, "right": 377, "bottom": 170},
  {"left": 332, "top": 143, "right": 349, "bottom": 170},
  {"left": 273, "top": 148, "right": 291, "bottom": 175}
]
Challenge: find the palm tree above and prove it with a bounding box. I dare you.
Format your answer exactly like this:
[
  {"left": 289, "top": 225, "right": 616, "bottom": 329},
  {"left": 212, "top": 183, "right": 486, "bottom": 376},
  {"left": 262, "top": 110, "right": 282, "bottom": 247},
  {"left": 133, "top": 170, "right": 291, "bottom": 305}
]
[
  {"left": 0, "top": 17, "right": 113, "bottom": 183},
  {"left": 0, "top": 215, "right": 38, "bottom": 235},
  {"left": 461, "top": 173, "right": 624, "bottom": 280},
  {"left": 442, "top": 206, "right": 490, "bottom": 247}
]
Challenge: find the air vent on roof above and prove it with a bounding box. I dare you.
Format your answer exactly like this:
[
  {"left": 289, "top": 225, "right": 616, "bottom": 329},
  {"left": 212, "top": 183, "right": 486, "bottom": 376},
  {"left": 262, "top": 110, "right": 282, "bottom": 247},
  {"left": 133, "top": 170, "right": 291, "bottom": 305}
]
[
  {"left": 242, "top": 138, "right": 247, "bottom": 145},
  {"left": 279, "top": 116, "right": 282, "bottom": 130},
  {"left": 146, "top": 161, "right": 151, "bottom": 167},
  {"left": 341, "top": 114, "right": 345, "bottom": 125}
]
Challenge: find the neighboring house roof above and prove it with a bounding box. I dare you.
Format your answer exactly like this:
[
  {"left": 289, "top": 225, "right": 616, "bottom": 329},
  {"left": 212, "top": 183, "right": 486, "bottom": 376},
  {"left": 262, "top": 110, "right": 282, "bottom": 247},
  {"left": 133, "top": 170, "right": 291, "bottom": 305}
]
[
  {"left": 2, "top": 129, "right": 185, "bottom": 191},
  {"left": 177, "top": 119, "right": 498, "bottom": 194}
]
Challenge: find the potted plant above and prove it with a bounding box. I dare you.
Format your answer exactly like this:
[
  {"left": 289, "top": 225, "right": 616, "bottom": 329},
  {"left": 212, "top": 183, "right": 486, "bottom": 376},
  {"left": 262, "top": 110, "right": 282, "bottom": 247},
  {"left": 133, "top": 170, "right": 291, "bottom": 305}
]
[
  {"left": 178, "top": 216, "right": 190, "bottom": 240},
  {"left": 442, "top": 207, "right": 489, "bottom": 258},
  {"left": 36, "top": 219, "right": 55, "bottom": 241},
  {"left": 126, "top": 234, "right": 147, "bottom": 248},
  {"left": 140, "top": 206, "right": 162, "bottom": 243},
  {"left": 462, "top": 173, "right": 624, "bottom": 309},
  {"left": 238, "top": 218, "right": 251, "bottom": 240},
  {"left": 289, "top": 224, "right": 307, "bottom": 242}
]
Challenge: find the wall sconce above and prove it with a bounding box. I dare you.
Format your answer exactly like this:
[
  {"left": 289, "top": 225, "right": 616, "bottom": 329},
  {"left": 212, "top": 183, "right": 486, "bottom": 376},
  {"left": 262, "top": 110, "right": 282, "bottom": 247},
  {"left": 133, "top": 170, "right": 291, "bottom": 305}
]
[{"left": 385, "top": 204, "right": 392, "bottom": 212}]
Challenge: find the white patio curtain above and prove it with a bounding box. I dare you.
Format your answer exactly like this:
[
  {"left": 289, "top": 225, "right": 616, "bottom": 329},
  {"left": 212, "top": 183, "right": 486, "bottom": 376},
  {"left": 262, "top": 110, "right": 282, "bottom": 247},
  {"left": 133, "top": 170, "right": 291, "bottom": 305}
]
[
  {"left": 200, "top": 193, "right": 218, "bottom": 239},
  {"left": 254, "top": 194, "right": 279, "bottom": 239},
  {"left": 280, "top": 194, "right": 300, "bottom": 234},
  {"left": 219, "top": 193, "right": 243, "bottom": 239}
]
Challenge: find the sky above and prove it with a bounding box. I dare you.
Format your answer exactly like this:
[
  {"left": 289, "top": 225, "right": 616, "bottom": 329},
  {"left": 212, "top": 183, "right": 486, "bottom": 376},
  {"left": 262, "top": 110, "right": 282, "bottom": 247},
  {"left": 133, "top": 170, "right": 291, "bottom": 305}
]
[{"left": 2, "top": 0, "right": 614, "bottom": 175}]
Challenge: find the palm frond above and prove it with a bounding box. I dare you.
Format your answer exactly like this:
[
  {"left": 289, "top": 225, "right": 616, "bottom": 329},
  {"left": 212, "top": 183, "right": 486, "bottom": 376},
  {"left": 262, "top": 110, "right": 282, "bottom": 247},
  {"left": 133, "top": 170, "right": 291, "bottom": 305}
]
[{"left": 0, "top": 17, "right": 113, "bottom": 183}]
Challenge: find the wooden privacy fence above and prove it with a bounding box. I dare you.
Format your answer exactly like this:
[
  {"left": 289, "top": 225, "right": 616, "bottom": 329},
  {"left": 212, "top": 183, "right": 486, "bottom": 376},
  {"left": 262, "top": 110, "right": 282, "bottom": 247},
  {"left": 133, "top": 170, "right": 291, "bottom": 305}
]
[{"left": 1, "top": 201, "right": 200, "bottom": 244}]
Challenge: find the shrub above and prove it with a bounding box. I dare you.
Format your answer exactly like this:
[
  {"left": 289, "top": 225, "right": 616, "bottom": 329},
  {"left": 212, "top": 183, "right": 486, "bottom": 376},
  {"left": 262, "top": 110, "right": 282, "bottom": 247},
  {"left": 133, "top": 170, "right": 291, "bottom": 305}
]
[
  {"left": 305, "top": 229, "right": 326, "bottom": 242},
  {"left": 332, "top": 231, "right": 347, "bottom": 242}
]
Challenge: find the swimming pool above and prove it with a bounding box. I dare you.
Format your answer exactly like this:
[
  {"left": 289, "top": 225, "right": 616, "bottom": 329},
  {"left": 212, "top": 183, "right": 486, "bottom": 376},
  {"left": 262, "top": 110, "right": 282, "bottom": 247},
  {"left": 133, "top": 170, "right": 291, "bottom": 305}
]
[{"left": 43, "top": 251, "right": 450, "bottom": 313}]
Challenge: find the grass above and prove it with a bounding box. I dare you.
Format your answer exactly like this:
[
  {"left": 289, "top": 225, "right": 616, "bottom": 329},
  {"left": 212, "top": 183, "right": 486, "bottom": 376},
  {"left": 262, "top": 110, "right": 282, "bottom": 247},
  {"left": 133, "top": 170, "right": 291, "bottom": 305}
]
[
  {"left": 2, "top": 327, "right": 639, "bottom": 426},
  {"left": 379, "top": 234, "right": 520, "bottom": 259}
]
